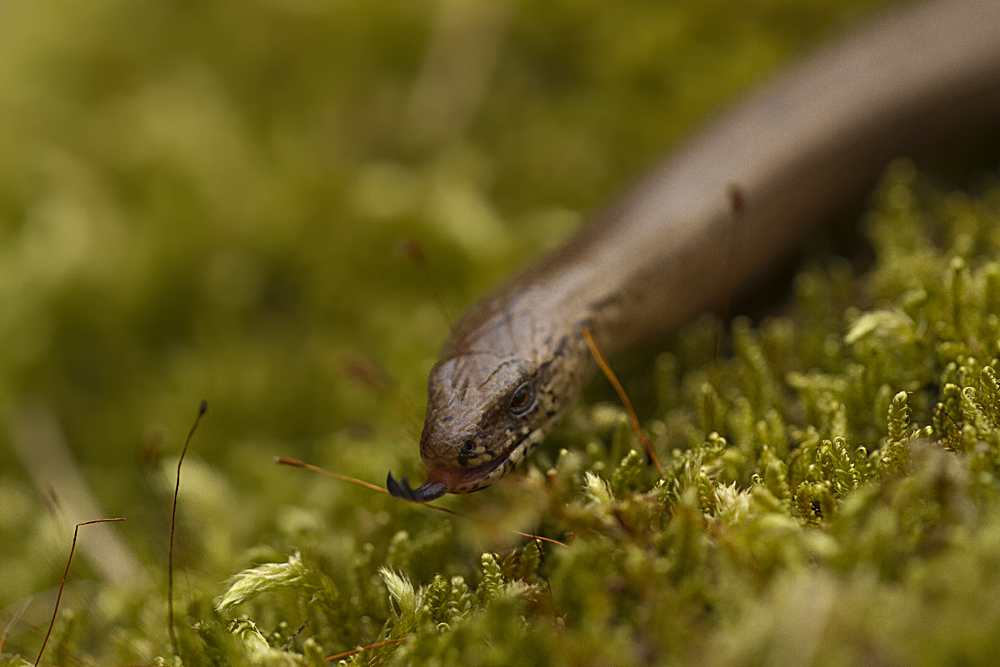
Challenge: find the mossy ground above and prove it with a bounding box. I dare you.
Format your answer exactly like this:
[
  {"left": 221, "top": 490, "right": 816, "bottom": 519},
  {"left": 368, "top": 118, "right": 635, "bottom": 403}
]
[{"left": 3, "top": 1, "right": 1000, "bottom": 665}]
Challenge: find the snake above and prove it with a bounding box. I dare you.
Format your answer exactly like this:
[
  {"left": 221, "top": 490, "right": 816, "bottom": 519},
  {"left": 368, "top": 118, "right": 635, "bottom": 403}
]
[{"left": 386, "top": 0, "right": 1000, "bottom": 501}]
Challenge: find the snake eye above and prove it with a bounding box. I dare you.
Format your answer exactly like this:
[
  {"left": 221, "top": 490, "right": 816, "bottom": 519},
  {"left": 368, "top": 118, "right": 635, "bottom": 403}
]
[
  {"left": 457, "top": 439, "right": 477, "bottom": 467},
  {"left": 509, "top": 382, "right": 535, "bottom": 416}
]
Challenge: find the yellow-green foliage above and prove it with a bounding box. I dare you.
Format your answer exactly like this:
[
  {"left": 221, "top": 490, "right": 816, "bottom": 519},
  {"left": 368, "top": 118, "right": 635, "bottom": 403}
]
[{"left": 7, "top": 1, "right": 1000, "bottom": 666}]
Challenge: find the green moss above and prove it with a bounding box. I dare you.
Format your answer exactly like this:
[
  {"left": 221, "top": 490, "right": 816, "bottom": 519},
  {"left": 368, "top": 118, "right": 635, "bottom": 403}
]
[{"left": 8, "top": 0, "right": 1000, "bottom": 665}]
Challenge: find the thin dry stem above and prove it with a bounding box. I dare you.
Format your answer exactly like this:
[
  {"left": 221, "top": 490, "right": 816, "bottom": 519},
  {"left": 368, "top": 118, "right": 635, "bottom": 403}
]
[
  {"left": 168, "top": 400, "right": 208, "bottom": 656},
  {"left": 35, "top": 518, "right": 126, "bottom": 666},
  {"left": 582, "top": 328, "right": 667, "bottom": 478},
  {"left": 325, "top": 637, "right": 409, "bottom": 662}
]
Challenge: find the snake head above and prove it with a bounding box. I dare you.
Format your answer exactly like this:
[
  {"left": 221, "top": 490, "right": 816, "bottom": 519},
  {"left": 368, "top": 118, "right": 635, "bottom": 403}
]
[{"left": 386, "top": 317, "right": 593, "bottom": 501}]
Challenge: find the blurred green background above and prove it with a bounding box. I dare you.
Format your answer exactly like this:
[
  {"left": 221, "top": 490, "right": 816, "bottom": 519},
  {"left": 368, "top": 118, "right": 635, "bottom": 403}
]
[{"left": 0, "top": 0, "right": 897, "bottom": 660}]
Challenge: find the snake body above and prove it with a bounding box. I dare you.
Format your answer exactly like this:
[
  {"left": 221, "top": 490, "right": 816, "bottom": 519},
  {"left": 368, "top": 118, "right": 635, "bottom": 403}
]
[{"left": 387, "top": 0, "right": 1000, "bottom": 501}]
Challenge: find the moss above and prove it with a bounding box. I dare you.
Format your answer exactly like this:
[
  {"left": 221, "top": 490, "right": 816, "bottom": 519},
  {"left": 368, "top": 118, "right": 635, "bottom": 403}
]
[{"left": 7, "top": 0, "right": 1000, "bottom": 665}]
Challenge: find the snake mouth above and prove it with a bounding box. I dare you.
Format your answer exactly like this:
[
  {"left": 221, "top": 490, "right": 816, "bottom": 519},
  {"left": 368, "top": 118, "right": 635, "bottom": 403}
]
[{"left": 386, "top": 449, "right": 515, "bottom": 502}]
